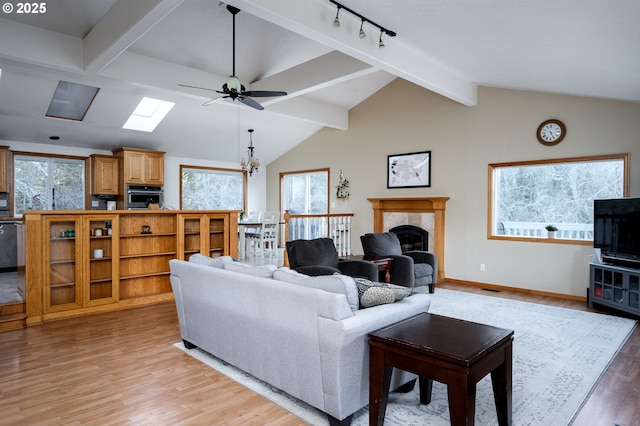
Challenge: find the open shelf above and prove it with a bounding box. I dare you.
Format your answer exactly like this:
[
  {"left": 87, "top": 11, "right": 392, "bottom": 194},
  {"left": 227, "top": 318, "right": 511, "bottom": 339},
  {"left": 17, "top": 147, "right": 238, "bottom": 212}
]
[{"left": 120, "top": 251, "right": 176, "bottom": 259}]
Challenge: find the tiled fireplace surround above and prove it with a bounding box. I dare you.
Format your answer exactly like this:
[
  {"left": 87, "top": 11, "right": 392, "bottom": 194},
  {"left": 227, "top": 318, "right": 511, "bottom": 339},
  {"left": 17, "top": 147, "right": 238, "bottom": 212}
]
[{"left": 367, "top": 197, "right": 449, "bottom": 281}]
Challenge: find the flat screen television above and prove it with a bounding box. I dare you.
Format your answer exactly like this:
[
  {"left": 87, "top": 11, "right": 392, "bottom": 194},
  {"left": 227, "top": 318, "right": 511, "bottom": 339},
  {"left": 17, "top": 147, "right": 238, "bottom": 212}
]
[{"left": 594, "top": 197, "right": 640, "bottom": 267}]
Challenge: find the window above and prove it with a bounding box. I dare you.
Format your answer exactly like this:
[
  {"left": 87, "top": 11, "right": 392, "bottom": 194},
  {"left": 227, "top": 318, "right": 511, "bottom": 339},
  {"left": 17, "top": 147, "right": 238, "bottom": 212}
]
[
  {"left": 489, "top": 154, "right": 628, "bottom": 243},
  {"left": 180, "top": 165, "right": 246, "bottom": 210},
  {"left": 13, "top": 153, "right": 87, "bottom": 215},
  {"left": 280, "top": 169, "right": 329, "bottom": 215}
]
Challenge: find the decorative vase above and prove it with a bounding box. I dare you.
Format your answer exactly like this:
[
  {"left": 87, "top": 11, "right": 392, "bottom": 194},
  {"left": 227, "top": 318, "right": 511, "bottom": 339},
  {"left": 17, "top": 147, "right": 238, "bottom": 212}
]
[{"left": 547, "top": 230, "right": 556, "bottom": 239}]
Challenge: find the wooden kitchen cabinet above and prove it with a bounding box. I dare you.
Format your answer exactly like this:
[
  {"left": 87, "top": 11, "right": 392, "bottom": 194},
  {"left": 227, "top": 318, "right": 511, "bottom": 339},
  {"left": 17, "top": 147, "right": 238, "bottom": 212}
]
[
  {"left": 113, "top": 147, "right": 165, "bottom": 186},
  {"left": 0, "top": 146, "right": 8, "bottom": 192},
  {"left": 91, "top": 154, "right": 119, "bottom": 195}
]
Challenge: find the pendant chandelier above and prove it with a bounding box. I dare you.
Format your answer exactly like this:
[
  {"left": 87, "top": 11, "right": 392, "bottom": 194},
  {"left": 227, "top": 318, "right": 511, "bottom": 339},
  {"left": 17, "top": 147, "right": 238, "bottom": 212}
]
[{"left": 240, "top": 129, "right": 260, "bottom": 176}]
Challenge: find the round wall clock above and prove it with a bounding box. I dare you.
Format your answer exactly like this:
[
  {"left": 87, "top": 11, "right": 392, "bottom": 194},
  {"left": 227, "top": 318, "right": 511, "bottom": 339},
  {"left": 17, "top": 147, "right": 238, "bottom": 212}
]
[{"left": 537, "top": 119, "right": 566, "bottom": 146}]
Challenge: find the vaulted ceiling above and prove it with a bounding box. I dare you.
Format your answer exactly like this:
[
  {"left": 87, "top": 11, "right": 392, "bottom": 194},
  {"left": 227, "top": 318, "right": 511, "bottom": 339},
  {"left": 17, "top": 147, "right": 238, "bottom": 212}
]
[{"left": 0, "top": 0, "right": 638, "bottom": 165}]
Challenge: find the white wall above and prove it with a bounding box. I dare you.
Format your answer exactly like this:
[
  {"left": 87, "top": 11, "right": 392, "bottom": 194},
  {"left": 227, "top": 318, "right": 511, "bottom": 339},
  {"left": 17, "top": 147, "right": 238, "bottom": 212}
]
[{"left": 266, "top": 82, "right": 640, "bottom": 298}]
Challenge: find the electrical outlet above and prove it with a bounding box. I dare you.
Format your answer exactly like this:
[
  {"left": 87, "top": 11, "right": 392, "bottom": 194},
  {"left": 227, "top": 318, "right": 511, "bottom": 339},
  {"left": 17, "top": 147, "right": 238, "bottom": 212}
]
[
  {"left": 480, "top": 263, "right": 486, "bottom": 272},
  {"left": 0, "top": 200, "right": 7, "bottom": 207},
  {"left": 92, "top": 200, "right": 99, "bottom": 208}
]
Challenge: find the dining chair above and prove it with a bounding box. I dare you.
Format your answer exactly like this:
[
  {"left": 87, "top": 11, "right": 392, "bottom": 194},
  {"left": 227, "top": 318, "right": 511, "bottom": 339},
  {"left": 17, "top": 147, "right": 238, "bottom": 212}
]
[{"left": 246, "top": 211, "right": 279, "bottom": 257}]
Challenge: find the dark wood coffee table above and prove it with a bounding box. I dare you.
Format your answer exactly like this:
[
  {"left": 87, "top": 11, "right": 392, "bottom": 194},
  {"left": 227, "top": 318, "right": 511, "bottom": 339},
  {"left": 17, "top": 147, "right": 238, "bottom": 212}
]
[{"left": 368, "top": 313, "right": 514, "bottom": 426}]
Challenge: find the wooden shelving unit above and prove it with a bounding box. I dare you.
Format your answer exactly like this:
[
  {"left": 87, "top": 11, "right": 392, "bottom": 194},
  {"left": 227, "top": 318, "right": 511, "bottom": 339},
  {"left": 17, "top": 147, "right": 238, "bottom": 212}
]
[
  {"left": 44, "top": 216, "right": 82, "bottom": 312},
  {"left": 24, "top": 210, "right": 238, "bottom": 324},
  {"left": 85, "top": 215, "right": 118, "bottom": 306},
  {"left": 177, "top": 213, "right": 231, "bottom": 260}
]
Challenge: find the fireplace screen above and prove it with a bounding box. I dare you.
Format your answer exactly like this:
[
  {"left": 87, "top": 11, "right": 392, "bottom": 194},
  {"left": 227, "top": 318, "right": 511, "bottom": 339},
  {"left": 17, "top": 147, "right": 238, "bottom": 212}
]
[{"left": 390, "top": 225, "right": 428, "bottom": 252}]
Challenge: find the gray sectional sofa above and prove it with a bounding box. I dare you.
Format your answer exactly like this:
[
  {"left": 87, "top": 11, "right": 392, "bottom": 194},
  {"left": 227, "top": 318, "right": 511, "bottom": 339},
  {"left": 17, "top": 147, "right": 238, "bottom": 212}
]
[{"left": 169, "top": 257, "right": 431, "bottom": 425}]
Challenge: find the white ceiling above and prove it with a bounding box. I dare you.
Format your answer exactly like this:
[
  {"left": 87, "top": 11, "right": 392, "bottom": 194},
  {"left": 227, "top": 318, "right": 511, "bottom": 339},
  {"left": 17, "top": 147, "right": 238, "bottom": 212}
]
[{"left": 0, "top": 0, "right": 638, "bottom": 165}]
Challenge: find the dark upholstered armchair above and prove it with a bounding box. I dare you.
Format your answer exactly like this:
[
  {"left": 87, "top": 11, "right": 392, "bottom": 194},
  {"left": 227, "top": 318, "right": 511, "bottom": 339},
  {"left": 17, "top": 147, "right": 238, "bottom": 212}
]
[
  {"left": 360, "top": 232, "right": 437, "bottom": 293},
  {"left": 286, "top": 238, "right": 378, "bottom": 281}
]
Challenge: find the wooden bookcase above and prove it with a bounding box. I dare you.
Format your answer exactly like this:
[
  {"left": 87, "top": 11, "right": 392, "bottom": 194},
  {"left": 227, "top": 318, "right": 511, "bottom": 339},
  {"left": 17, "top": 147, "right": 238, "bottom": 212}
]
[
  {"left": 85, "top": 215, "right": 119, "bottom": 306},
  {"left": 43, "top": 216, "right": 82, "bottom": 312},
  {"left": 119, "top": 213, "right": 176, "bottom": 298},
  {"left": 24, "top": 210, "right": 238, "bottom": 324},
  {"left": 178, "top": 213, "right": 231, "bottom": 260}
]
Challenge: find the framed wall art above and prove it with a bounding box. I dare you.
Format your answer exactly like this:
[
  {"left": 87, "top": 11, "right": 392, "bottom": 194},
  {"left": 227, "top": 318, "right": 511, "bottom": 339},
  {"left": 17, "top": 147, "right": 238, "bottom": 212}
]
[{"left": 387, "top": 151, "right": 431, "bottom": 188}]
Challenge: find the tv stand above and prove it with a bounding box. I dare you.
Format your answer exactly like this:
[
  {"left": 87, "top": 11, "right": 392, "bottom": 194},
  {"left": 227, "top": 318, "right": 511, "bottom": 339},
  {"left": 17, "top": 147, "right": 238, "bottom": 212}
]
[{"left": 589, "top": 262, "right": 640, "bottom": 315}]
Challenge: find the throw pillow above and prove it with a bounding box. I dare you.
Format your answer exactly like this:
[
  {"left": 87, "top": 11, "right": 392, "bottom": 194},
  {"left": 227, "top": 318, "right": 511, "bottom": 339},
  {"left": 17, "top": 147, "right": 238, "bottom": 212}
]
[{"left": 353, "top": 277, "right": 412, "bottom": 308}]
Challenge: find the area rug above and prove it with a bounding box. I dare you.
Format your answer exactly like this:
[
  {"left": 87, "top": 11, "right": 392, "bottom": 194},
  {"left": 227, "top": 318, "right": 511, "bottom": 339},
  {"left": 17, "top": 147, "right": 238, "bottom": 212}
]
[{"left": 174, "top": 289, "right": 636, "bottom": 425}]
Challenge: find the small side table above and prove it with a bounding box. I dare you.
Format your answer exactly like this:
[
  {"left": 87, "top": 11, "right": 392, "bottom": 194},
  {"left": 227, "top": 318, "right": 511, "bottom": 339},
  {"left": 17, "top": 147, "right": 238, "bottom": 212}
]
[
  {"left": 369, "top": 313, "right": 514, "bottom": 426},
  {"left": 362, "top": 255, "right": 393, "bottom": 283}
]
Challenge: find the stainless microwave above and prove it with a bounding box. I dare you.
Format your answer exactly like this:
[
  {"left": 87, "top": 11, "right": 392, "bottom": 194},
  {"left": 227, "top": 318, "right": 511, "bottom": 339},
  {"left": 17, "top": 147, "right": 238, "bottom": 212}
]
[{"left": 126, "top": 185, "right": 163, "bottom": 210}]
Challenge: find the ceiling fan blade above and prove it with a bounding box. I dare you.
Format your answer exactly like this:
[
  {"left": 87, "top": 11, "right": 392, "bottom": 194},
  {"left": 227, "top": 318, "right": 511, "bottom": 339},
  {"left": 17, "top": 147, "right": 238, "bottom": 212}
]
[
  {"left": 202, "top": 96, "right": 224, "bottom": 106},
  {"left": 242, "top": 90, "right": 287, "bottom": 98},
  {"left": 238, "top": 95, "right": 264, "bottom": 110},
  {"left": 177, "top": 83, "right": 218, "bottom": 92}
]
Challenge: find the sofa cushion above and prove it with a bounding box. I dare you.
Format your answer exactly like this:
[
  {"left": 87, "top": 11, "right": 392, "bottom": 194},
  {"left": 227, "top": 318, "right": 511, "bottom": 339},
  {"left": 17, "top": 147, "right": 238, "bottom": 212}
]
[
  {"left": 413, "top": 262, "right": 434, "bottom": 279},
  {"left": 353, "top": 277, "right": 412, "bottom": 308},
  {"left": 273, "top": 269, "right": 359, "bottom": 312},
  {"left": 189, "top": 254, "right": 234, "bottom": 268},
  {"left": 224, "top": 261, "right": 278, "bottom": 278}
]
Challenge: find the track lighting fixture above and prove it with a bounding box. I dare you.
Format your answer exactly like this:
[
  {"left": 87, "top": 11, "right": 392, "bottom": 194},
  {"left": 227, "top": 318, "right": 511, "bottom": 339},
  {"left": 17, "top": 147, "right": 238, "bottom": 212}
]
[
  {"left": 358, "top": 19, "right": 366, "bottom": 39},
  {"left": 333, "top": 6, "right": 341, "bottom": 27},
  {"left": 329, "top": 0, "right": 396, "bottom": 48}
]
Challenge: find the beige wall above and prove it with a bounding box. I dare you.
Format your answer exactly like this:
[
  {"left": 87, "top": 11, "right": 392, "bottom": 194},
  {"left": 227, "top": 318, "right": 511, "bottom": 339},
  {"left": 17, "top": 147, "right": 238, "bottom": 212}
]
[{"left": 266, "top": 80, "right": 640, "bottom": 298}]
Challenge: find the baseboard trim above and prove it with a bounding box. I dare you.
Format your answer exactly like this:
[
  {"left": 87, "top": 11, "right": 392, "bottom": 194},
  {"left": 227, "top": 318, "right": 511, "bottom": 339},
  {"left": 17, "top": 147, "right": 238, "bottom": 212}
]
[{"left": 443, "top": 278, "right": 587, "bottom": 302}]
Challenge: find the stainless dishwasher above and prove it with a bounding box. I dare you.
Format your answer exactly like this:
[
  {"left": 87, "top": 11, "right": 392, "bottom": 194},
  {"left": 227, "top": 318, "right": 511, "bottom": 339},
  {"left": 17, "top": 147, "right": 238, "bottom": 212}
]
[{"left": 0, "top": 220, "right": 18, "bottom": 270}]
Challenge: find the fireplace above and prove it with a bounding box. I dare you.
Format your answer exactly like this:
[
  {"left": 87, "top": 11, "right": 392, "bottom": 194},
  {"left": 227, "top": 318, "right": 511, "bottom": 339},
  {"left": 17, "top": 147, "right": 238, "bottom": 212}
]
[
  {"left": 367, "top": 197, "right": 449, "bottom": 281},
  {"left": 390, "top": 225, "right": 428, "bottom": 252}
]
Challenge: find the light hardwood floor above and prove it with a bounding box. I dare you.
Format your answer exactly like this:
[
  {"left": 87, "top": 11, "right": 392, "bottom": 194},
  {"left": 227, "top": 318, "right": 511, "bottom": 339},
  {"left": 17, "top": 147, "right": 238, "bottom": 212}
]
[{"left": 0, "top": 282, "right": 637, "bottom": 425}]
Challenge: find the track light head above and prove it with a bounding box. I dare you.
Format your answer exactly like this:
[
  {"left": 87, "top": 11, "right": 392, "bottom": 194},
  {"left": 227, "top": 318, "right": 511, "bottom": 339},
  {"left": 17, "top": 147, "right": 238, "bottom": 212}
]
[{"left": 329, "top": 1, "right": 396, "bottom": 44}]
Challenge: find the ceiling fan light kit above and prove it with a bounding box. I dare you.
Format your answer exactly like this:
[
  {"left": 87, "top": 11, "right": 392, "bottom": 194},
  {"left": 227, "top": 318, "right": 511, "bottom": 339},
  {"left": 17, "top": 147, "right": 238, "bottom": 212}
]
[
  {"left": 177, "top": 4, "right": 287, "bottom": 110},
  {"left": 329, "top": 0, "right": 396, "bottom": 47}
]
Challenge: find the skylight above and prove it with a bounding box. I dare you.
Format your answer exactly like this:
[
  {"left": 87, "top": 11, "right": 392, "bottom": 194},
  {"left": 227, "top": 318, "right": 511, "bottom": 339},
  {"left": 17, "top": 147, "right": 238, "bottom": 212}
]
[
  {"left": 122, "top": 97, "right": 175, "bottom": 132},
  {"left": 46, "top": 81, "right": 100, "bottom": 121}
]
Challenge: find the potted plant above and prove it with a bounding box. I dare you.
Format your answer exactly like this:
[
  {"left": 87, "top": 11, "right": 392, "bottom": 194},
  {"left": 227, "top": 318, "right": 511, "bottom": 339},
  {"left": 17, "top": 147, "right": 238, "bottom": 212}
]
[{"left": 545, "top": 224, "right": 558, "bottom": 239}]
